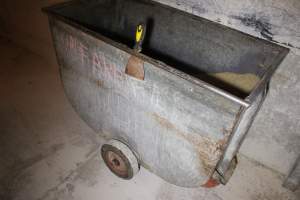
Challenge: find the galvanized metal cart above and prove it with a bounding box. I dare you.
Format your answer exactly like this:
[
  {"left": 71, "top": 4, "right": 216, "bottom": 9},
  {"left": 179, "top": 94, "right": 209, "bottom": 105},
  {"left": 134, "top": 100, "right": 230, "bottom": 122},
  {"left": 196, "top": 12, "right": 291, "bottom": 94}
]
[{"left": 43, "top": 0, "right": 289, "bottom": 188}]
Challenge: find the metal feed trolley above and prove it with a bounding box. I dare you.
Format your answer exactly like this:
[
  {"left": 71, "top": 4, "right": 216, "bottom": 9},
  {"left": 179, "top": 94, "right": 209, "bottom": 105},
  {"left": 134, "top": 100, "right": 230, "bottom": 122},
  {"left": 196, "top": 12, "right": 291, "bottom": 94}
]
[{"left": 43, "top": 0, "right": 289, "bottom": 188}]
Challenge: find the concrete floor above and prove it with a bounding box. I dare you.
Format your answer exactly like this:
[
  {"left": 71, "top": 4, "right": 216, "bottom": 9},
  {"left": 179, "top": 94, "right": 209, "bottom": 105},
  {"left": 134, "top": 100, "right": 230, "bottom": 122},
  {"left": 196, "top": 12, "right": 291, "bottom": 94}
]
[{"left": 0, "top": 37, "right": 298, "bottom": 200}]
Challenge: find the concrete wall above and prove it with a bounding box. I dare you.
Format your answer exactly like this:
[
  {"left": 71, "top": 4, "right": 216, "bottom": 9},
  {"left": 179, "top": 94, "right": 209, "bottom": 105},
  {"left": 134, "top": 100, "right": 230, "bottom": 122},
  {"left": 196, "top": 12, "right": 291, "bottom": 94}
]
[{"left": 0, "top": 0, "right": 299, "bottom": 182}]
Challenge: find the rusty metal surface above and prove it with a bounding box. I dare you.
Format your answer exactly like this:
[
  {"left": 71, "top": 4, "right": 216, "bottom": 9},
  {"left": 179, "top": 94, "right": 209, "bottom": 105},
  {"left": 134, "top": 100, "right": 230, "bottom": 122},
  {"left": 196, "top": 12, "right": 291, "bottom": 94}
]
[
  {"left": 216, "top": 88, "right": 267, "bottom": 183},
  {"left": 125, "top": 56, "right": 145, "bottom": 80},
  {"left": 43, "top": 0, "right": 288, "bottom": 187}
]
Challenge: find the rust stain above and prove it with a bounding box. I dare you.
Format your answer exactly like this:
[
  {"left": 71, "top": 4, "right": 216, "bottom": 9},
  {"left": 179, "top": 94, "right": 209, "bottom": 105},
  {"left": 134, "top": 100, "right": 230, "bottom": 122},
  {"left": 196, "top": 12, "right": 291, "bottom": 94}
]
[
  {"left": 216, "top": 107, "right": 243, "bottom": 153},
  {"left": 89, "top": 78, "right": 105, "bottom": 88},
  {"left": 151, "top": 113, "right": 224, "bottom": 176},
  {"left": 187, "top": 134, "right": 223, "bottom": 175},
  {"left": 217, "top": 127, "right": 233, "bottom": 151},
  {"left": 125, "top": 56, "right": 145, "bottom": 80},
  {"left": 152, "top": 113, "right": 177, "bottom": 130},
  {"left": 95, "top": 79, "right": 103, "bottom": 87},
  {"left": 202, "top": 178, "right": 220, "bottom": 188}
]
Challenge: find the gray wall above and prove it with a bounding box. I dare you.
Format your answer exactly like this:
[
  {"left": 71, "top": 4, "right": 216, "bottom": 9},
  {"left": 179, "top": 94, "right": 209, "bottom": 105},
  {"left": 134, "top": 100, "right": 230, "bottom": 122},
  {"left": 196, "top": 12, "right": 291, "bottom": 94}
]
[{"left": 0, "top": 0, "right": 299, "bottom": 178}]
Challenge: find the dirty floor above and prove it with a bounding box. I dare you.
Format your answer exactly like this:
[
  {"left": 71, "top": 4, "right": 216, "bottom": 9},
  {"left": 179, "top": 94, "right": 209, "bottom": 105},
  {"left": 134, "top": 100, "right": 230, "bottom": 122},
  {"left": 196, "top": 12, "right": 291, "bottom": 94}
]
[{"left": 0, "top": 37, "right": 298, "bottom": 200}]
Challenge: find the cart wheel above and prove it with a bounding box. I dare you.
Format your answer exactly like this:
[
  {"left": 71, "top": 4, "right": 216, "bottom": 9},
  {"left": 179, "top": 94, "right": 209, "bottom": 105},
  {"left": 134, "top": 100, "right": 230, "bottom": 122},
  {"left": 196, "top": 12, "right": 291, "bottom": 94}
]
[{"left": 101, "top": 140, "right": 139, "bottom": 179}]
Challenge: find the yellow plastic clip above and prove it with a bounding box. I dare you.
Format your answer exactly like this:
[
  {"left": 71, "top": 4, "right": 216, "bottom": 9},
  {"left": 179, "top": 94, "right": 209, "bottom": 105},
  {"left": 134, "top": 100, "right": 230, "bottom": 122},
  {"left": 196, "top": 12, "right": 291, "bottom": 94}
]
[
  {"left": 134, "top": 23, "right": 146, "bottom": 52},
  {"left": 136, "top": 24, "right": 144, "bottom": 43}
]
